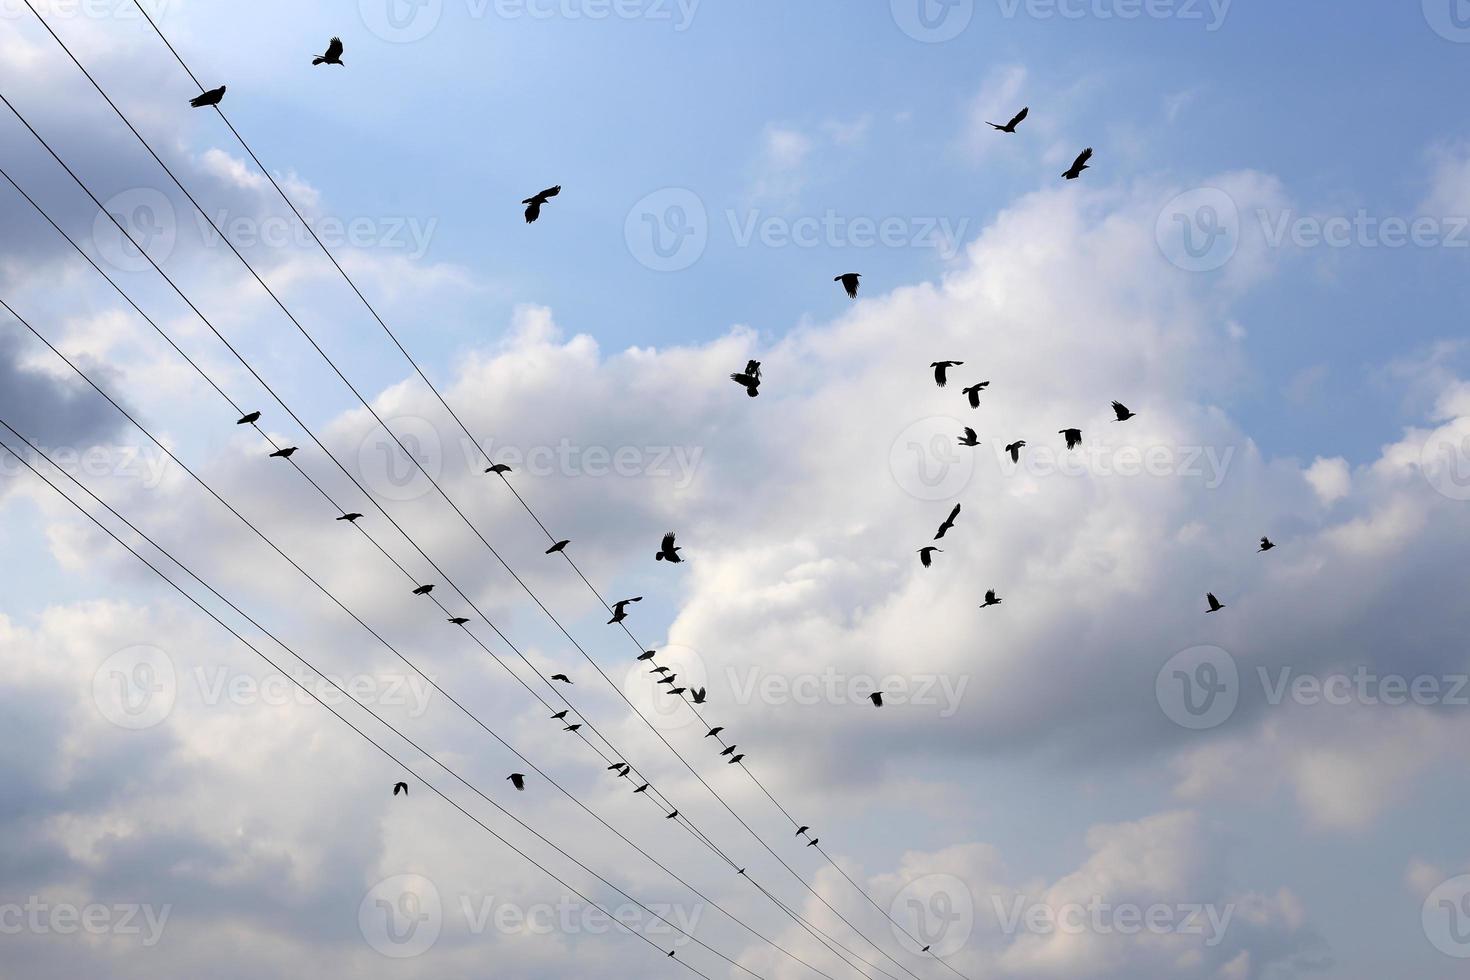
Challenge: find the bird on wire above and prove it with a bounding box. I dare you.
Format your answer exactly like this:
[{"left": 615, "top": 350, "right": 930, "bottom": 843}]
[
  {"left": 545, "top": 539, "right": 570, "bottom": 554},
  {"left": 189, "top": 86, "right": 225, "bottom": 108},
  {"left": 236, "top": 411, "right": 260, "bottom": 425}
]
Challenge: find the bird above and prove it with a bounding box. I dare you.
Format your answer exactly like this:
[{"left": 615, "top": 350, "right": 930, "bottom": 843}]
[
  {"left": 613, "top": 763, "right": 631, "bottom": 777},
  {"left": 657, "top": 675, "right": 678, "bottom": 686},
  {"left": 931, "top": 361, "right": 964, "bottom": 387},
  {"left": 563, "top": 723, "right": 581, "bottom": 732},
  {"left": 835, "top": 272, "right": 861, "bottom": 298},
  {"left": 957, "top": 427, "right": 980, "bottom": 447},
  {"left": 870, "top": 692, "right": 883, "bottom": 707},
  {"left": 236, "top": 411, "right": 260, "bottom": 425},
  {"left": 607, "top": 762, "right": 626, "bottom": 772},
  {"left": 730, "top": 359, "right": 762, "bottom": 397},
  {"left": 728, "top": 754, "right": 744, "bottom": 764},
  {"left": 608, "top": 597, "right": 643, "bottom": 624},
  {"left": 918, "top": 547, "right": 942, "bottom": 568},
  {"left": 550, "top": 673, "right": 572, "bottom": 684},
  {"left": 705, "top": 727, "right": 724, "bottom": 738},
  {"left": 507, "top": 773, "right": 526, "bottom": 791},
  {"left": 189, "top": 86, "right": 225, "bottom": 108},
  {"left": 668, "top": 951, "right": 676, "bottom": 958},
  {"left": 485, "top": 463, "right": 512, "bottom": 475},
  {"left": 411, "top": 584, "right": 434, "bottom": 596},
  {"left": 269, "top": 447, "right": 298, "bottom": 459},
  {"left": 1259, "top": 537, "right": 1276, "bottom": 553},
  {"left": 312, "top": 36, "right": 344, "bottom": 66},
  {"left": 1005, "top": 440, "right": 1027, "bottom": 463},
  {"left": 720, "top": 745, "right": 737, "bottom": 756},
  {"left": 655, "top": 531, "right": 683, "bottom": 563},
  {"left": 1059, "top": 428, "right": 1082, "bottom": 450},
  {"left": 666, "top": 810, "right": 679, "bottom": 820},
  {"left": 545, "top": 539, "right": 570, "bottom": 554},
  {"left": 1111, "top": 400, "right": 1137, "bottom": 422},
  {"left": 691, "top": 687, "right": 707, "bottom": 704},
  {"left": 447, "top": 617, "right": 469, "bottom": 625},
  {"left": 988, "top": 106, "right": 1029, "bottom": 133},
  {"left": 962, "top": 382, "right": 990, "bottom": 408},
  {"left": 1063, "top": 147, "right": 1093, "bottom": 180},
  {"left": 522, "top": 185, "right": 561, "bottom": 223},
  {"left": 806, "top": 838, "right": 820, "bottom": 847},
  {"left": 637, "top": 650, "right": 657, "bottom": 661},
  {"left": 392, "top": 781, "right": 408, "bottom": 796},
  {"left": 669, "top": 687, "right": 687, "bottom": 696},
  {"left": 980, "top": 589, "right": 1002, "bottom": 609},
  {"left": 934, "top": 503, "right": 961, "bottom": 540},
  {"left": 650, "top": 666, "right": 670, "bottom": 675},
  {"left": 336, "top": 513, "right": 363, "bottom": 522},
  {"left": 551, "top": 710, "right": 569, "bottom": 720},
  {"left": 634, "top": 783, "right": 650, "bottom": 794},
  {"left": 795, "top": 826, "right": 810, "bottom": 836},
  {"left": 1206, "top": 593, "right": 1226, "bottom": 613}
]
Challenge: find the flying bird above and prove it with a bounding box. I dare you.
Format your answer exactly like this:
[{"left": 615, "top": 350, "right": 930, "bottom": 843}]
[
  {"left": 522, "top": 185, "right": 561, "bottom": 224},
  {"left": 980, "top": 589, "right": 1002, "bottom": 609},
  {"left": 545, "top": 539, "right": 570, "bottom": 554},
  {"left": 550, "top": 673, "right": 572, "bottom": 684},
  {"left": 392, "top": 781, "right": 408, "bottom": 796},
  {"left": 269, "top": 447, "right": 298, "bottom": 459},
  {"left": 931, "top": 361, "right": 964, "bottom": 387},
  {"left": 1206, "top": 593, "right": 1226, "bottom": 613},
  {"left": 730, "top": 359, "right": 762, "bottom": 397},
  {"left": 485, "top": 463, "right": 512, "bottom": 475},
  {"left": 1005, "top": 440, "right": 1027, "bottom": 463},
  {"left": 934, "top": 503, "right": 961, "bottom": 540},
  {"left": 957, "top": 427, "right": 980, "bottom": 447},
  {"left": 608, "top": 597, "right": 643, "bottom": 624},
  {"left": 1111, "top": 400, "right": 1137, "bottom": 422},
  {"left": 835, "top": 272, "right": 861, "bottom": 298},
  {"left": 962, "top": 382, "right": 990, "bottom": 408},
  {"left": 189, "top": 86, "right": 225, "bottom": 108},
  {"left": 691, "top": 687, "right": 707, "bottom": 704},
  {"left": 918, "top": 546, "right": 942, "bottom": 568},
  {"left": 705, "top": 727, "right": 724, "bottom": 738},
  {"left": 1063, "top": 147, "right": 1093, "bottom": 180},
  {"left": 869, "top": 692, "right": 883, "bottom": 707},
  {"left": 236, "top": 411, "right": 260, "bottom": 425},
  {"left": 312, "top": 36, "right": 344, "bottom": 66},
  {"left": 988, "top": 106, "right": 1029, "bottom": 133},
  {"left": 336, "top": 513, "right": 363, "bottom": 522},
  {"left": 1059, "top": 428, "right": 1082, "bottom": 450},
  {"left": 447, "top": 617, "right": 469, "bottom": 625},
  {"left": 655, "top": 531, "right": 683, "bottom": 563},
  {"left": 1259, "top": 537, "right": 1276, "bottom": 553},
  {"left": 507, "top": 773, "right": 526, "bottom": 791},
  {"left": 411, "top": 584, "right": 434, "bottom": 596}
]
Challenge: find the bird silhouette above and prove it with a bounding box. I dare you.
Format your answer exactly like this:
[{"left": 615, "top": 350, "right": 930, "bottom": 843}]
[
  {"left": 918, "top": 546, "right": 942, "bottom": 568},
  {"left": 312, "top": 36, "right": 344, "bottom": 66},
  {"left": 1111, "top": 400, "right": 1137, "bottom": 422},
  {"left": 607, "top": 761, "right": 626, "bottom": 772},
  {"left": 706, "top": 726, "right": 724, "bottom": 738},
  {"left": 835, "top": 273, "right": 861, "bottom": 298},
  {"left": 336, "top": 512, "right": 363, "bottom": 522},
  {"left": 637, "top": 650, "right": 657, "bottom": 661},
  {"left": 980, "top": 589, "right": 1002, "bottom": 608},
  {"left": 931, "top": 361, "right": 964, "bottom": 387},
  {"left": 934, "top": 503, "right": 961, "bottom": 540},
  {"left": 1059, "top": 428, "right": 1082, "bottom": 450},
  {"left": 988, "top": 106, "right": 1029, "bottom": 133},
  {"left": 655, "top": 531, "right": 683, "bottom": 563},
  {"left": 1259, "top": 537, "right": 1276, "bottom": 553},
  {"left": 507, "top": 773, "right": 526, "bottom": 791},
  {"left": 1063, "top": 147, "right": 1093, "bottom": 179},
  {"left": 730, "top": 359, "right": 762, "bottom": 397},
  {"left": 550, "top": 673, "right": 572, "bottom": 684},
  {"left": 669, "top": 687, "right": 687, "bottom": 696},
  {"left": 189, "top": 86, "right": 225, "bottom": 108},
  {"left": 447, "top": 617, "right": 469, "bottom": 625},
  {"left": 269, "top": 447, "right": 298, "bottom": 459},
  {"left": 392, "top": 781, "right": 408, "bottom": 796},
  {"left": 795, "top": 826, "right": 810, "bottom": 836},
  {"left": 485, "top": 463, "right": 512, "bottom": 475},
  {"left": 522, "top": 185, "right": 561, "bottom": 223},
  {"left": 545, "top": 539, "right": 570, "bottom": 554},
  {"left": 691, "top": 687, "right": 707, "bottom": 704},
  {"left": 236, "top": 411, "right": 260, "bottom": 425},
  {"left": 728, "top": 754, "right": 744, "bottom": 764},
  {"left": 666, "top": 810, "right": 679, "bottom": 820},
  {"left": 657, "top": 675, "right": 678, "bottom": 686},
  {"left": 564, "top": 723, "right": 581, "bottom": 732},
  {"left": 634, "top": 783, "right": 650, "bottom": 794},
  {"left": 1005, "top": 440, "right": 1027, "bottom": 463},
  {"left": 650, "top": 666, "right": 670, "bottom": 675},
  {"left": 608, "top": 597, "right": 643, "bottom": 624},
  {"left": 870, "top": 692, "right": 883, "bottom": 707},
  {"left": 807, "top": 838, "right": 820, "bottom": 847},
  {"left": 412, "top": 584, "right": 434, "bottom": 596},
  {"left": 1206, "top": 593, "right": 1226, "bottom": 613},
  {"left": 551, "top": 710, "right": 569, "bottom": 720},
  {"left": 962, "top": 382, "right": 990, "bottom": 408},
  {"left": 720, "top": 745, "right": 736, "bottom": 756},
  {"left": 958, "top": 427, "right": 980, "bottom": 447}
]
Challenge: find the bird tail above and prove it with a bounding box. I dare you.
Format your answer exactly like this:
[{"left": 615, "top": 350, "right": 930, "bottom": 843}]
[
  {"left": 655, "top": 553, "right": 664, "bottom": 561},
  {"left": 312, "top": 56, "right": 325, "bottom": 64}
]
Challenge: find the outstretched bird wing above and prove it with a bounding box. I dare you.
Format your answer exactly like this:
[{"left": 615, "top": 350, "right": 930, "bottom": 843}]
[
  {"left": 1009, "top": 107, "right": 1029, "bottom": 128},
  {"left": 326, "top": 37, "right": 343, "bottom": 61}
]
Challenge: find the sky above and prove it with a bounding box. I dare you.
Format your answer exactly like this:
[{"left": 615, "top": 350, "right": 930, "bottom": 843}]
[{"left": 3, "top": 1, "right": 1470, "bottom": 977}]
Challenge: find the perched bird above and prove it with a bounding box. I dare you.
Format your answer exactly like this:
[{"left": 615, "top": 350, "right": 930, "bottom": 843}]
[
  {"left": 550, "top": 673, "right": 572, "bottom": 684},
  {"left": 988, "top": 106, "right": 1029, "bottom": 133},
  {"left": 931, "top": 361, "right": 964, "bottom": 387},
  {"left": 312, "top": 36, "right": 344, "bottom": 66},
  {"left": 957, "top": 427, "right": 980, "bottom": 447},
  {"left": 269, "top": 447, "right": 298, "bottom": 459},
  {"left": 637, "top": 650, "right": 657, "bottom": 661},
  {"left": 551, "top": 710, "right": 569, "bottom": 720},
  {"left": 1206, "top": 593, "right": 1226, "bottom": 613},
  {"left": 447, "top": 617, "right": 469, "bottom": 625},
  {"left": 1063, "top": 147, "right": 1093, "bottom": 180},
  {"left": 1059, "top": 428, "right": 1082, "bottom": 450},
  {"left": 1005, "top": 440, "right": 1027, "bottom": 463},
  {"left": 730, "top": 359, "right": 762, "bottom": 397},
  {"left": 613, "top": 763, "right": 631, "bottom": 776},
  {"left": 606, "top": 761, "right": 626, "bottom": 772},
  {"left": 522, "top": 185, "right": 561, "bottom": 224},
  {"left": 918, "top": 546, "right": 942, "bottom": 568},
  {"left": 728, "top": 754, "right": 744, "bottom": 764},
  {"left": 1259, "top": 537, "right": 1276, "bottom": 553},
  {"left": 563, "top": 723, "right": 581, "bottom": 732},
  {"left": 962, "top": 382, "right": 990, "bottom": 408},
  {"left": 666, "top": 810, "right": 679, "bottom": 820},
  {"left": 669, "top": 687, "right": 687, "bottom": 696},
  {"left": 835, "top": 272, "right": 861, "bottom": 298},
  {"left": 485, "top": 463, "right": 512, "bottom": 475},
  {"left": 657, "top": 675, "right": 678, "bottom": 686},
  {"left": 236, "top": 411, "right": 260, "bottom": 425},
  {"left": 795, "top": 826, "right": 810, "bottom": 836},
  {"left": 650, "top": 666, "right": 670, "bottom": 675},
  {"left": 545, "top": 539, "right": 570, "bottom": 554},
  {"left": 870, "top": 692, "right": 883, "bottom": 707},
  {"left": 980, "top": 589, "right": 1002, "bottom": 609},
  {"left": 934, "top": 503, "right": 961, "bottom": 540},
  {"left": 392, "top": 781, "right": 408, "bottom": 796},
  {"left": 608, "top": 597, "right": 643, "bottom": 624},
  {"left": 1111, "top": 400, "right": 1137, "bottom": 422},
  {"left": 720, "top": 745, "right": 737, "bottom": 756},
  {"left": 337, "top": 513, "right": 363, "bottom": 522},
  {"left": 507, "top": 773, "right": 526, "bottom": 791},
  {"left": 189, "top": 86, "right": 226, "bottom": 108},
  {"left": 706, "top": 726, "right": 724, "bottom": 738},
  {"left": 412, "top": 584, "right": 434, "bottom": 596},
  {"left": 806, "top": 838, "right": 820, "bottom": 847},
  {"left": 633, "top": 783, "right": 650, "bottom": 794},
  {"left": 655, "top": 531, "right": 683, "bottom": 563}
]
